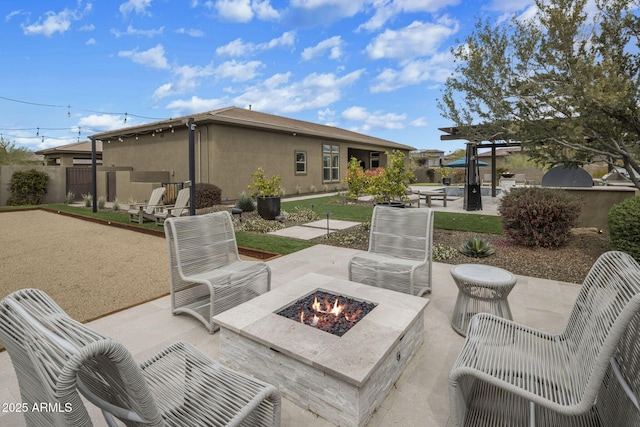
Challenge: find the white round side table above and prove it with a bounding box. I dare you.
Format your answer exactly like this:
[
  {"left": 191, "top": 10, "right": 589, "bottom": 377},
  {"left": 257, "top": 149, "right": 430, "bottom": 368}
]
[{"left": 450, "top": 264, "right": 517, "bottom": 336}]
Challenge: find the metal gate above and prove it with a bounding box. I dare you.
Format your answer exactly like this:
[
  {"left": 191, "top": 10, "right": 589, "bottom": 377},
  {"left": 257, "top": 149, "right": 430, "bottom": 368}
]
[{"left": 66, "top": 167, "right": 92, "bottom": 201}]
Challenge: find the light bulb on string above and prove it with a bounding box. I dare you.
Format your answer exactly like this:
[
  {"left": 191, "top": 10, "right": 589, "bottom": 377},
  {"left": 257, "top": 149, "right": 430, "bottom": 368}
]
[
  {"left": 124, "top": 112, "right": 128, "bottom": 123},
  {"left": 67, "top": 105, "right": 71, "bottom": 118},
  {"left": 36, "top": 127, "right": 40, "bottom": 137}
]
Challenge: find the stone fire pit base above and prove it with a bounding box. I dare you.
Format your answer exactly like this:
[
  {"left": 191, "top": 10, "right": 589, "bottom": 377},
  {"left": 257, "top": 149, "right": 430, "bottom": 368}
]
[{"left": 213, "top": 273, "right": 429, "bottom": 427}]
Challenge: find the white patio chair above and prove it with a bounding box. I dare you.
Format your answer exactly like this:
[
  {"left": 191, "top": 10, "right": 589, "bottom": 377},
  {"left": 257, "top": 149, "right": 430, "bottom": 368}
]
[
  {"left": 164, "top": 211, "right": 271, "bottom": 333},
  {"left": 0, "top": 288, "right": 281, "bottom": 427},
  {"left": 449, "top": 251, "right": 640, "bottom": 426},
  {"left": 128, "top": 187, "right": 166, "bottom": 224},
  {"left": 155, "top": 187, "right": 190, "bottom": 225},
  {"left": 348, "top": 206, "right": 434, "bottom": 296}
]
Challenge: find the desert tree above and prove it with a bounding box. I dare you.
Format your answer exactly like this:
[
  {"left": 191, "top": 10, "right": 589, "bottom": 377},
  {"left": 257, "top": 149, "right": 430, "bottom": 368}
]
[{"left": 439, "top": 0, "right": 640, "bottom": 189}]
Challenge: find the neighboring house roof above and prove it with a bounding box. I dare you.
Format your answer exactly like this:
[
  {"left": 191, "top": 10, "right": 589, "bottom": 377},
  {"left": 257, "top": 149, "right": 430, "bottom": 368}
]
[
  {"left": 35, "top": 140, "right": 103, "bottom": 156},
  {"left": 89, "top": 106, "right": 415, "bottom": 151},
  {"left": 478, "top": 146, "right": 522, "bottom": 158}
]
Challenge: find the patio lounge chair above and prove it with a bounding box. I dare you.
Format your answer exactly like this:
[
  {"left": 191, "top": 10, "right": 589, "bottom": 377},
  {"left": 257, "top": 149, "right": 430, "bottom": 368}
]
[
  {"left": 164, "top": 211, "right": 271, "bottom": 333},
  {"left": 127, "top": 187, "right": 166, "bottom": 224},
  {"left": 449, "top": 251, "right": 640, "bottom": 426},
  {"left": 348, "top": 205, "right": 434, "bottom": 296},
  {"left": 155, "top": 187, "right": 190, "bottom": 225},
  {"left": 0, "top": 288, "right": 281, "bottom": 427}
]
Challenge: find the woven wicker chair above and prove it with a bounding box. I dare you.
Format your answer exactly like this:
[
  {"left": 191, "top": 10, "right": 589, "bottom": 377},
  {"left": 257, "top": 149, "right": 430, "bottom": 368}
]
[
  {"left": 348, "top": 205, "right": 434, "bottom": 296},
  {"left": 449, "top": 251, "right": 640, "bottom": 426},
  {"left": 0, "top": 288, "right": 281, "bottom": 427},
  {"left": 128, "top": 187, "right": 166, "bottom": 224},
  {"left": 164, "top": 211, "right": 271, "bottom": 333}
]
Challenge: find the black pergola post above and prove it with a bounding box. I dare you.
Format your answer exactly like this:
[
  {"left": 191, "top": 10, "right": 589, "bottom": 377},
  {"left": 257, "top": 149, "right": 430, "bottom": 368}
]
[{"left": 188, "top": 118, "right": 196, "bottom": 216}]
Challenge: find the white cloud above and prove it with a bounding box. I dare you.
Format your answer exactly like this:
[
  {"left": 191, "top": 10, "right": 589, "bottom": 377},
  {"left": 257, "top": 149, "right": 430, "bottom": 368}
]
[
  {"left": 317, "top": 108, "right": 337, "bottom": 125},
  {"left": 301, "top": 36, "right": 343, "bottom": 61},
  {"left": 79, "top": 114, "right": 130, "bottom": 133},
  {"left": 5, "top": 10, "right": 24, "bottom": 22},
  {"left": 175, "top": 27, "right": 205, "bottom": 37},
  {"left": 111, "top": 25, "right": 164, "bottom": 38},
  {"left": 216, "top": 60, "right": 264, "bottom": 82},
  {"left": 359, "top": 0, "right": 460, "bottom": 32},
  {"left": 214, "top": 0, "right": 253, "bottom": 22},
  {"left": 287, "top": 0, "right": 365, "bottom": 26},
  {"left": 341, "top": 106, "right": 407, "bottom": 132},
  {"left": 152, "top": 63, "right": 217, "bottom": 99},
  {"left": 370, "top": 50, "right": 454, "bottom": 92},
  {"left": 216, "top": 31, "right": 295, "bottom": 56},
  {"left": 232, "top": 69, "right": 364, "bottom": 113},
  {"left": 119, "top": 0, "right": 153, "bottom": 17},
  {"left": 118, "top": 44, "right": 170, "bottom": 69},
  {"left": 86, "top": 38, "right": 96, "bottom": 45},
  {"left": 410, "top": 117, "right": 428, "bottom": 127},
  {"left": 365, "top": 18, "right": 459, "bottom": 60},
  {"left": 253, "top": 0, "right": 280, "bottom": 20},
  {"left": 166, "top": 96, "right": 227, "bottom": 114},
  {"left": 22, "top": 8, "right": 79, "bottom": 37}
]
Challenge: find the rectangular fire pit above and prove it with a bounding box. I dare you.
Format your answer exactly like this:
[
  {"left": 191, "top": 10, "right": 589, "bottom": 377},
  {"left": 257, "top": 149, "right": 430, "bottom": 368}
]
[{"left": 213, "top": 273, "right": 429, "bottom": 427}]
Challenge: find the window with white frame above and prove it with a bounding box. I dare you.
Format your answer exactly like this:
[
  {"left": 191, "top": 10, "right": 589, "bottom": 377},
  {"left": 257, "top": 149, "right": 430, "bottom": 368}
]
[
  {"left": 295, "top": 151, "right": 307, "bottom": 174},
  {"left": 323, "top": 144, "right": 339, "bottom": 182}
]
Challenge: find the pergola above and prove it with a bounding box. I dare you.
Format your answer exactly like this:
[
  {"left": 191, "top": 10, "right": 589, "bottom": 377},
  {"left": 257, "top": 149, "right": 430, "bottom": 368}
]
[{"left": 439, "top": 126, "right": 523, "bottom": 198}]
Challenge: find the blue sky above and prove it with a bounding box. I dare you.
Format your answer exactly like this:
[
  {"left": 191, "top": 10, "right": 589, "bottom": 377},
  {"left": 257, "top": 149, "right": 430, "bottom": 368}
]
[{"left": 0, "top": 0, "right": 536, "bottom": 153}]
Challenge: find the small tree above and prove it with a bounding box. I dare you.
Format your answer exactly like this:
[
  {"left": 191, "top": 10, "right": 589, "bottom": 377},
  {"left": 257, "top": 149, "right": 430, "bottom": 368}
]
[
  {"left": 344, "top": 157, "right": 367, "bottom": 199},
  {"left": 367, "top": 150, "right": 414, "bottom": 203},
  {"left": 7, "top": 169, "right": 49, "bottom": 205}
]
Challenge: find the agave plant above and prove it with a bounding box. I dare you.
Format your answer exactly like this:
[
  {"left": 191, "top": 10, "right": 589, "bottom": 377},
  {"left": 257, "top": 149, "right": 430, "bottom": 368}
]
[{"left": 458, "top": 236, "right": 495, "bottom": 258}]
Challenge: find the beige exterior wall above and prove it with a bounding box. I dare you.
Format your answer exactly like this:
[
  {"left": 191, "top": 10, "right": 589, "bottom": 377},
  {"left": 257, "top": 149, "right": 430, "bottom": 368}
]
[
  {"left": 0, "top": 165, "right": 66, "bottom": 206},
  {"left": 99, "top": 123, "right": 407, "bottom": 202}
]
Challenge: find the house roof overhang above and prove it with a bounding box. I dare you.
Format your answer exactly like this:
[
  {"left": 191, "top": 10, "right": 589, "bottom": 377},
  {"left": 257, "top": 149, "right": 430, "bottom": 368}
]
[{"left": 89, "top": 106, "right": 415, "bottom": 151}]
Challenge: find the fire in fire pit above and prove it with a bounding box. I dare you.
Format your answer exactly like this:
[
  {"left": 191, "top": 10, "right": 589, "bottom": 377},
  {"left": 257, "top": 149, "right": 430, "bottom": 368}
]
[{"left": 277, "top": 290, "right": 377, "bottom": 337}]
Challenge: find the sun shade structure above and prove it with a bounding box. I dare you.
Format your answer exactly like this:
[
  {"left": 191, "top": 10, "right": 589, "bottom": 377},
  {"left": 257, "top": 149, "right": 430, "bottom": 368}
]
[
  {"left": 0, "top": 288, "right": 281, "bottom": 427},
  {"left": 449, "top": 251, "right": 640, "bottom": 426},
  {"left": 348, "top": 206, "right": 434, "bottom": 296},
  {"left": 444, "top": 157, "right": 489, "bottom": 168},
  {"left": 164, "top": 211, "right": 271, "bottom": 333},
  {"left": 127, "top": 187, "right": 166, "bottom": 224}
]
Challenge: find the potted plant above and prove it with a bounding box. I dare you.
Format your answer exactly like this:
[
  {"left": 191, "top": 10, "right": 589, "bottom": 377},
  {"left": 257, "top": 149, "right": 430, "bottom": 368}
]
[
  {"left": 248, "top": 167, "right": 282, "bottom": 220},
  {"left": 367, "top": 150, "right": 414, "bottom": 207},
  {"left": 436, "top": 167, "right": 452, "bottom": 185}
]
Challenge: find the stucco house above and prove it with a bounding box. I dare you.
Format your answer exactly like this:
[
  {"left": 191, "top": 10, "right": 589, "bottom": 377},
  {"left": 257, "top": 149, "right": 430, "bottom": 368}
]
[{"left": 89, "top": 106, "right": 415, "bottom": 204}]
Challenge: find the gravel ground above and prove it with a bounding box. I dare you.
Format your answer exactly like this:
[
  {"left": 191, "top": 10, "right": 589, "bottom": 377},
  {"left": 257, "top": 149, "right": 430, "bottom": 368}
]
[
  {"left": 0, "top": 210, "right": 170, "bottom": 324},
  {"left": 319, "top": 226, "right": 612, "bottom": 284}
]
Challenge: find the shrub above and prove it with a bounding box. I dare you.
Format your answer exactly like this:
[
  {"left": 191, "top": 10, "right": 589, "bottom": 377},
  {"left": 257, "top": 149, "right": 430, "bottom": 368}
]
[
  {"left": 7, "top": 169, "right": 49, "bottom": 205},
  {"left": 247, "top": 167, "right": 281, "bottom": 197},
  {"left": 283, "top": 206, "right": 319, "bottom": 223},
  {"left": 458, "top": 236, "right": 495, "bottom": 258},
  {"left": 112, "top": 198, "right": 120, "bottom": 211},
  {"left": 235, "top": 193, "right": 255, "bottom": 212},
  {"left": 97, "top": 196, "right": 106, "bottom": 209},
  {"left": 608, "top": 196, "right": 640, "bottom": 261},
  {"left": 498, "top": 187, "right": 581, "bottom": 248},
  {"left": 65, "top": 191, "right": 75, "bottom": 204},
  {"left": 195, "top": 183, "right": 222, "bottom": 209},
  {"left": 81, "top": 193, "right": 92, "bottom": 207}
]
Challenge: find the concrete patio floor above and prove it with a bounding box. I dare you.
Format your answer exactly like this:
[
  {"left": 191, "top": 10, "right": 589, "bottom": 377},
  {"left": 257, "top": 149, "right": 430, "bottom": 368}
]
[{"left": 0, "top": 242, "right": 581, "bottom": 426}]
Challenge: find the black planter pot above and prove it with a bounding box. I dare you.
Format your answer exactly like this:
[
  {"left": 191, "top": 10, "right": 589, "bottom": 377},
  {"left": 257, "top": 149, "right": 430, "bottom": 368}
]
[
  {"left": 442, "top": 177, "right": 452, "bottom": 186},
  {"left": 257, "top": 196, "right": 281, "bottom": 220}
]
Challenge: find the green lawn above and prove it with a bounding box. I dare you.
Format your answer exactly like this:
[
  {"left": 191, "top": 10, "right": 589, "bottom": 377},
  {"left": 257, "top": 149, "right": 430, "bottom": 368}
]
[
  {"left": 282, "top": 195, "right": 503, "bottom": 234},
  {"left": 25, "top": 199, "right": 503, "bottom": 255}
]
